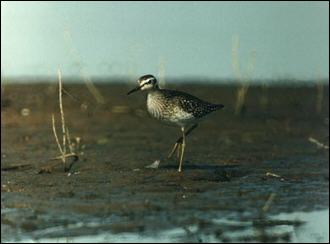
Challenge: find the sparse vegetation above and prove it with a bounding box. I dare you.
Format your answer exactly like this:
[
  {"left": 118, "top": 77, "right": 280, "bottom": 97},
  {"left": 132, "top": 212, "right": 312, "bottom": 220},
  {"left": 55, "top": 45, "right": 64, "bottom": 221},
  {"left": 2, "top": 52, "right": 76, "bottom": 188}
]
[
  {"left": 231, "top": 35, "right": 256, "bottom": 115},
  {"left": 39, "top": 70, "right": 80, "bottom": 173}
]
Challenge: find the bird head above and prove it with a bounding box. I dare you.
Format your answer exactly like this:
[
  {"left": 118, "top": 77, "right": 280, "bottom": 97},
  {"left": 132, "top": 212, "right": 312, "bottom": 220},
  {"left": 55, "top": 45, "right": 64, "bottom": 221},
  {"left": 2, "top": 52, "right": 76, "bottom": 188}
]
[{"left": 127, "top": 74, "right": 158, "bottom": 95}]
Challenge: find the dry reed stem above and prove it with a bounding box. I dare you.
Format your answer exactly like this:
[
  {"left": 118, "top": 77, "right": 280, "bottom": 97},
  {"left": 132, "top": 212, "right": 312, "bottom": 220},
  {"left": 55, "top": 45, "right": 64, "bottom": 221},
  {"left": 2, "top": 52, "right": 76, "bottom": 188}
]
[
  {"left": 309, "top": 137, "right": 329, "bottom": 150},
  {"left": 232, "top": 35, "right": 256, "bottom": 115},
  {"left": 51, "top": 114, "right": 65, "bottom": 163},
  {"left": 262, "top": 193, "right": 276, "bottom": 212},
  {"left": 49, "top": 70, "right": 78, "bottom": 172},
  {"left": 64, "top": 27, "right": 105, "bottom": 104},
  {"left": 50, "top": 153, "right": 77, "bottom": 161},
  {"left": 66, "top": 126, "right": 74, "bottom": 154},
  {"left": 235, "top": 85, "right": 249, "bottom": 114},
  {"left": 58, "top": 69, "right": 66, "bottom": 159},
  {"left": 316, "top": 82, "right": 323, "bottom": 114},
  {"left": 82, "top": 72, "right": 105, "bottom": 104},
  {"left": 315, "top": 67, "right": 324, "bottom": 114}
]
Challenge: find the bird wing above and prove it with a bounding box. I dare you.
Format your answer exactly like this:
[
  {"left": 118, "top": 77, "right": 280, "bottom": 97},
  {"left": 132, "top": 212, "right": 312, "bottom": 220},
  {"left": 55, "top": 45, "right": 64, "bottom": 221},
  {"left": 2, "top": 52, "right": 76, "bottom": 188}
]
[{"left": 161, "top": 89, "right": 222, "bottom": 118}]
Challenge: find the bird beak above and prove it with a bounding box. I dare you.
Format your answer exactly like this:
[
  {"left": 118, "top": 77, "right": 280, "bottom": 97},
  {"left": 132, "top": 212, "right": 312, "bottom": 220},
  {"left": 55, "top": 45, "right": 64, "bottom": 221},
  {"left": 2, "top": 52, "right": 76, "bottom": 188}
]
[{"left": 127, "top": 85, "right": 142, "bottom": 95}]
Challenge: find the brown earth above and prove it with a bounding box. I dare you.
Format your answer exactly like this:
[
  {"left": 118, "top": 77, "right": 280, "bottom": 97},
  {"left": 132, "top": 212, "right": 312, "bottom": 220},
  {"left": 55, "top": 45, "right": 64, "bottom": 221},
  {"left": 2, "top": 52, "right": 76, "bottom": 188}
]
[{"left": 1, "top": 82, "right": 329, "bottom": 242}]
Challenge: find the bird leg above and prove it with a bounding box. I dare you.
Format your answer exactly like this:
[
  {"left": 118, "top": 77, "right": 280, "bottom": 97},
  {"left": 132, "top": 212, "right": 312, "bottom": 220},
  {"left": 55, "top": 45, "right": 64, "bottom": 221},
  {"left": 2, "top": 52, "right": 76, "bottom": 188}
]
[
  {"left": 178, "top": 127, "right": 186, "bottom": 172},
  {"left": 176, "top": 143, "right": 181, "bottom": 160},
  {"left": 168, "top": 124, "right": 198, "bottom": 159},
  {"left": 168, "top": 142, "right": 180, "bottom": 159}
]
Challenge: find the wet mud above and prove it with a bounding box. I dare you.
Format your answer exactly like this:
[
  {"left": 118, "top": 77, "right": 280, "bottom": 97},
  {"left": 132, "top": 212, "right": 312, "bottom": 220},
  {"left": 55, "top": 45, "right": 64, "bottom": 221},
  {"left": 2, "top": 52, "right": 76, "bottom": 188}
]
[{"left": 1, "top": 82, "right": 329, "bottom": 242}]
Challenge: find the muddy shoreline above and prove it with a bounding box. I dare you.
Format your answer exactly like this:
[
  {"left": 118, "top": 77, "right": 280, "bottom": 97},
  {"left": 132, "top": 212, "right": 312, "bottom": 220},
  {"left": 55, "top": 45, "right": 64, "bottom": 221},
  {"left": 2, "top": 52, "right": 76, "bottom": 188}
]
[{"left": 1, "top": 83, "right": 329, "bottom": 242}]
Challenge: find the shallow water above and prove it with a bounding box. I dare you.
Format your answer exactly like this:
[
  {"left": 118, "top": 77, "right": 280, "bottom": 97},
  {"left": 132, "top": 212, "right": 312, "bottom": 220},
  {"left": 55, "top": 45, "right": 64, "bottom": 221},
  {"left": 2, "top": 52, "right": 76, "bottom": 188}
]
[{"left": 4, "top": 209, "right": 328, "bottom": 243}]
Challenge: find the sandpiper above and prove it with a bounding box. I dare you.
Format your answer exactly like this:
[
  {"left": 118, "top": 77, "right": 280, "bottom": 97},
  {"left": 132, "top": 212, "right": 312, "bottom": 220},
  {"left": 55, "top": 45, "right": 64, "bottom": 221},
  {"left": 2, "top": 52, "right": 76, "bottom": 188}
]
[{"left": 127, "top": 74, "right": 224, "bottom": 172}]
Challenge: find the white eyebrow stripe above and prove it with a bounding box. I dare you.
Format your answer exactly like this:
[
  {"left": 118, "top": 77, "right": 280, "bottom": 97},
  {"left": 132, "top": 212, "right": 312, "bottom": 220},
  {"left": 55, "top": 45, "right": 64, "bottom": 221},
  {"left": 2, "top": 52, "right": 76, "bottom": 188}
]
[{"left": 141, "top": 78, "right": 154, "bottom": 86}]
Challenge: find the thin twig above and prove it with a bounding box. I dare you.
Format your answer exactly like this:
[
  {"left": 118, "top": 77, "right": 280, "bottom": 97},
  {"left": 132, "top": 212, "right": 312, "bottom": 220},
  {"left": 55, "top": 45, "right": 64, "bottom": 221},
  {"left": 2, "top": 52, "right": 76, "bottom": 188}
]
[
  {"left": 58, "top": 69, "right": 66, "bottom": 160},
  {"left": 316, "top": 66, "right": 323, "bottom": 114},
  {"left": 66, "top": 126, "right": 74, "bottom": 154},
  {"left": 265, "top": 172, "right": 282, "bottom": 178},
  {"left": 309, "top": 137, "right": 329, "bottom": 150},
  {"left": 64, "top": 27, "right": 105, "bottom": 104},
  {"left": 83, "top": 74, "right": 105, "bottom": 104},
  {"left": 62, "top": 87, "right": 80, "bottom": 102},
  {"left": 265, "top": 172, "right": 285, "bottom": 181},
  {"left": 52, "top": 114, "right": 64, "bottom": 162},
  {"left": 50, "top": 153, "right": 77, "bottom": 161},
  {"left": 232, "top": 35, "right": 256, "bottom": 115},
  {"left": 262, "top": 193, "right": 276, "bottom": 212}
]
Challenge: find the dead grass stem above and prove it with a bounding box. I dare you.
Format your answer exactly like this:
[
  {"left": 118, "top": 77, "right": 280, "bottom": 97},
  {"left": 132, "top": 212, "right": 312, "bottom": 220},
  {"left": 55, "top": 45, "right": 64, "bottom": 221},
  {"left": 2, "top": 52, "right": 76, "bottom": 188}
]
[
  {"left": 46, "top": 69, "right": 79, "bottom": 173},
  {"left": 232, "top": 35, "right": 256, "bottom": 115}
]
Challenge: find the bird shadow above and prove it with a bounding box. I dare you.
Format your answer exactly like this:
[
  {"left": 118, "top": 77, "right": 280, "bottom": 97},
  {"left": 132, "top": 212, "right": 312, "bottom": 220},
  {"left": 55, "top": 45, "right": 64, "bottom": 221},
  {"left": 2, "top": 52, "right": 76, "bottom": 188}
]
[
  {"left": 160, "top": 162, "right": 247, "bottom": 182},
  {"left": 160, "top": 162, "right": 239, "bottom": 171}
]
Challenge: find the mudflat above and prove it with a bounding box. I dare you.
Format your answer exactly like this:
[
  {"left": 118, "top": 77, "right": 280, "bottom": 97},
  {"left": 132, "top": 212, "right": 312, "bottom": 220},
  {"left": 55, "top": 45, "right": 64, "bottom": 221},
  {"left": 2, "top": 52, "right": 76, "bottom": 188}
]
[{"left": 1, "top": 82, "right": 329, "bottom": 242}]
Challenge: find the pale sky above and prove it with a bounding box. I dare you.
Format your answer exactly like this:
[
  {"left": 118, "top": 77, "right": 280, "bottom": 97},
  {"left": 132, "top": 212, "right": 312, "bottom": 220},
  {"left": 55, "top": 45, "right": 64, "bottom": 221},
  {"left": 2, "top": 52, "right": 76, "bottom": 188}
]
[{"left": 1, "top": 1, "right": 329, "bottom": 82}]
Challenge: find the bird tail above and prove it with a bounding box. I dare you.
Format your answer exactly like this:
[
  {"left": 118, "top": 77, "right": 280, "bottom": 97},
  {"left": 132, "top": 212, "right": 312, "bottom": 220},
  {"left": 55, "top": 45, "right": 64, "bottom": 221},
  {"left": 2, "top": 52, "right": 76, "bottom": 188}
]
[{"left": 207, "top": 103, "right": 224, "bottom": 112}]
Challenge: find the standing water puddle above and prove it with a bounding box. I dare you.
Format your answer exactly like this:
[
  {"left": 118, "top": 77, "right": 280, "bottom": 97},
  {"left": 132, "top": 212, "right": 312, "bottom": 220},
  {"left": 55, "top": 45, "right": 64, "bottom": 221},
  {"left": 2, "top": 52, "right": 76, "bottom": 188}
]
[{"left": 4, "top": 209, "right": 328, "bottom": 243}]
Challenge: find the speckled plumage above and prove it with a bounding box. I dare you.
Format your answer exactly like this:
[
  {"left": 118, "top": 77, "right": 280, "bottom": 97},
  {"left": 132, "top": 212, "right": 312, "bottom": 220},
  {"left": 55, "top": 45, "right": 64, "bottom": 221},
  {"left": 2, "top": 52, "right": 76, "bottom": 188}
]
[{"left": 147, "top": 89, "right": 224, "bottom": 127}]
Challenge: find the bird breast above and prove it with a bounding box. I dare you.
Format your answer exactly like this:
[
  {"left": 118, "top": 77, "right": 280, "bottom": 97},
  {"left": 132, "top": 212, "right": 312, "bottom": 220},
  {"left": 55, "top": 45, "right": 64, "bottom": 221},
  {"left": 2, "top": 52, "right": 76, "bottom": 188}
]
[{"left": 147, "top": 92, "right": 166, "bottom": 120}]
